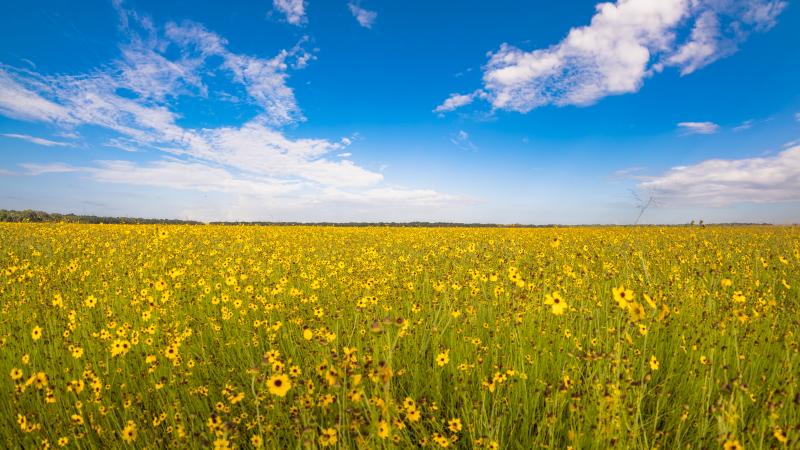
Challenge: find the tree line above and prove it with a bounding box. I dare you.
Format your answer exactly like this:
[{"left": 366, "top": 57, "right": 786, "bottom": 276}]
[
  {"left": 0, "top": 209, "right": 774, "bottom": 227},
  {"left": 0, "top": 209, "right": 201, "bottom": 225}
]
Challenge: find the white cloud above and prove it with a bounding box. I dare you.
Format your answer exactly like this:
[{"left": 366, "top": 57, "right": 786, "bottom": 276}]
[
  {"left": 21, "top": 159, "right": 301, "bottom": 195},
  {"left": 20, "top": 162, "right": 82, "bottom": 176},
  {"left": 90, "top": 160, "right": 303, "bottom": 196},
  {"left": 442, "top": 0, "right": 786, "bottom": 113},
  {"left": 638, "top": 146, "right": 800, "bottom": 206},
  {"left": 611, "top": 166, "right": 645, "bottom": 179},
  {"left": 164, "top": 21, "right": 310, "bottom": 125},
  {"left": 450, "top": 130, "right": 477, "bottom": 151},
  {"left": 103, "top": 138, "right": 141, "bottom": 153},
  {"left": 321, "top": 186, "right": 460, "bottom": 207},
  {"left": 0, "top": 3, "right": 458, "bottom": 216},
  {"left": 338, "top": 152, "right": 352, "bottom": 157},
  {"left": 677, "top": 121, "right": 720, "bottom": 134},
  {"left": 151, "top": 120, "right": 383, "bottom": 188},
  {"left": 0, "top": 22, "right": 307, "bottom": 140},
  {"left": 783, "top": 139, "right": 799, "bottom": 148},
  {"left": 273, "top": 0, "right": 306, "bottom": 26},
  {"left": 348, "top": 3, "right": 377, "bottom": 29},
  {"left": 733, "top": 119, "right": 754, "bottom": 131},
  {"left": 0, "top": 14, "right": 319, "bottom": 162},
  {"left": 1, "top": 133, "right": 69, "bottom": 147},
  {"left": 20, "top": 159, "right": 458, "bottom": 212},
  {"left": 0, "top": 69, "right": 72, "bottom": 123},
  {"left": 434, "top": 92, "right": 478, "bottom": 114},
  {"left": 741, "top": 0, "right": 786, "bottom": 30},
  {"left": 57, "top": 131, "right": 80, "bottom": 139},
  {"left": 666, "top": 10, "right": 728, "bottom": 75},
  {"left": 117, "top": 43, "right": 205, "bottom": 102}
]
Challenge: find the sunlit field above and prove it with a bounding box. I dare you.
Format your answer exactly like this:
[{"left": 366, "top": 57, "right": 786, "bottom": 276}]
[{"left": 1, "top": 223, "right": 798, "bottom": 449}]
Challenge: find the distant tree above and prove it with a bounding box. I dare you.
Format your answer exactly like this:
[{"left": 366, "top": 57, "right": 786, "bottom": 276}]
[{"left": 630, "top": 190, "right": 660, "bottom": 225}]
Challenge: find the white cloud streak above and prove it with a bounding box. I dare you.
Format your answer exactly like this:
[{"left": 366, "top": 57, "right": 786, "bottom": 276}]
[
  {"left": 1, "top": 133, "right": 70, "bottom": 147},
  {"left": 439, "top": 0, "right": 786, "bottom": 114},
  {"left": 20, "top": 162, "right": 82, "bottom": 176},
  {"left": 434, "top": 92, "right": 479, "bottom": 114},
  {"left": 677, "top": 121, "right": 720, "bottom": 135},
  {"left": 733, "top": 119, "right": 754, "bottom": 131},
  {"left": 450, "top": 130, "right": 477, "bottom": 151},
  {"left": 0, "top": 69, "right": 72, "bottom": 123}
]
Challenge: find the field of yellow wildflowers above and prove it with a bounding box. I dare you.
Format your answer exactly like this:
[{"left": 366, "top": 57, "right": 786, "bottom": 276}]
[{"left": 1, "top": 223, "right": 798, "bottom": 449}]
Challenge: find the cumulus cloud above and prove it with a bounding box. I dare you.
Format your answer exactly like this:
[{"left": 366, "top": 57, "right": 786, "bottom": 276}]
[
  {"left": 348, "top": 3, "right": 377, "bottom": 29},
  {"left": 1, "top": 133, "right": 70, "bottom": 147},
  {"left": 638, "top": 146, "right": 800, "bottom": 206},
  {"left": 677, "top": 121, "right": 720, "bottom": 134},
  {"left": 439, "top": 0, "right": 786, "bottom": 114},
  {"left": 273, "top": 0, "right": 306, "bottom": 26}
]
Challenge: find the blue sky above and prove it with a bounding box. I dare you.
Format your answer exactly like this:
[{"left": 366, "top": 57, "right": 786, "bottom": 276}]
[{"left": 0, "top": 0, "right": 798, "bottom": 223}]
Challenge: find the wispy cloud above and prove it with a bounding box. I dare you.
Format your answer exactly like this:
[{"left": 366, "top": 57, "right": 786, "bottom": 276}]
[
  {"left": 164, "top": 21, "right": 312, "bottom": 125},
  {"left": 173, "top": 121, "right": 383, "bottom": 187},
  {"left": 21, "top": 159, "right": 302, "bottom": 194},
  {"left": 783, "top": 139, "right": 800, "bottom": 148},
  {"left": 93, "top": 160, "right": 303, "bottom": 196},
  {"left": 20, "top": 162, "right": 82, "bottom": 176},
  {"left": 610, "top": 167, "right": 646, "bottom": 180},
  {"left": 434, "top": 92, "right": 480, "bottom": 114},
  {"left": 348, "top": 2, "right": 377, "bottom": 29},
  {"left": 1, "top": 133, "right": 70, "bottom": 147},
  {"left": 450, "top": 130, "right": 477, "bottom": 151},
  {"left": 0, "top": 69, "right": 72, "bottom": 123},
  {"left": 677, "top": 121, "right": 720, "bottom": 135},
  {"left": 321, "top": 186, "right": 461, "bottom": 207},
  {"left": 0, "top": 3, "right": 457, "bottom": 213},
  {"left": 733, "top": 119, "right": 754, "bottom": 131},
  {"left": 439, "top": 0, "right": 786, "bottom": 114},
  {"left": 638, "top": 146, "right": 800, "bottom": 206},
  {"left": 20, "top": 159, "right": 459, "bottom": 211},
  {"left": 273, "top": 0, "right": 307, "bottom": 26}
]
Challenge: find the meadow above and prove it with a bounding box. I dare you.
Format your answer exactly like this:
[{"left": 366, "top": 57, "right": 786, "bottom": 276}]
[{"left": 1, "top": 223, "right": 798, "bottom": 449}]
